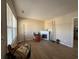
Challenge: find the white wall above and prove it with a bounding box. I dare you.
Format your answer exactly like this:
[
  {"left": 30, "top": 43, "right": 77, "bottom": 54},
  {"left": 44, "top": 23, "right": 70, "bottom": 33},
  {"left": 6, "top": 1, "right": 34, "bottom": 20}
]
[
  {"left": 18, "top": 19, "right": 44, "bottom": 42},
  {"left": 1, "top": 0, "right": 7, "bottom": 59},
  {"left": 54, "top": 11, "right": 78, "bottom": 47},
  {"left": 44, "top": 20, "right": 56, "bottom": 41}
]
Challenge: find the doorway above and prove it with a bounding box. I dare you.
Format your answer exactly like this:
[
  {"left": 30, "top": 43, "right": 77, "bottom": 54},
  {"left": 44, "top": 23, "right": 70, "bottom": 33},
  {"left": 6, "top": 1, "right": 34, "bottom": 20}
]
[{"left": 73, "top": 17, "right": 78, "bottom": 48}]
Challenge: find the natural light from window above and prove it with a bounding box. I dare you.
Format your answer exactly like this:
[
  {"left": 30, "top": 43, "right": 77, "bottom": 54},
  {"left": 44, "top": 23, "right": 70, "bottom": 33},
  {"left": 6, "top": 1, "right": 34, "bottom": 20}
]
[{"left": 7, "top": 3, "right": 17, "bottom": 45}]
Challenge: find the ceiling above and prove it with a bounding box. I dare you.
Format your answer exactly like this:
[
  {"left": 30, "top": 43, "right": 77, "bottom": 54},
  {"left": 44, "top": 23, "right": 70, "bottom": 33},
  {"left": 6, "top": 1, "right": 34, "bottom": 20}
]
[{"left": 13, "top": 0, "right": 78, "bottom": 20}]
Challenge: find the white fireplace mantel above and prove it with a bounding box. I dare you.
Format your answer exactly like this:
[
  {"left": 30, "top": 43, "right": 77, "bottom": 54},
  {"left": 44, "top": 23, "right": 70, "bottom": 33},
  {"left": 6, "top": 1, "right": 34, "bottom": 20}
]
[{"left": 40, "top": 31, "right": 49, "bottom": 40}]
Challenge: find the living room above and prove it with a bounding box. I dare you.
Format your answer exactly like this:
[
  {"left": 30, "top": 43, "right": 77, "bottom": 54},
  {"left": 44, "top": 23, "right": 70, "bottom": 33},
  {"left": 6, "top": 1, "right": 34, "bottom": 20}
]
[{"left": 1, "top": 0, "right": 78, "bottom": 59}]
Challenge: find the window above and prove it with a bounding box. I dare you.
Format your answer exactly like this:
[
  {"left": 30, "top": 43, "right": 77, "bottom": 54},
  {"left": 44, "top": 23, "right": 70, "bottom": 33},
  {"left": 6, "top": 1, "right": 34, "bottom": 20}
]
[{"left": 7, "top": 3, "right": 17, "bottom": 45}]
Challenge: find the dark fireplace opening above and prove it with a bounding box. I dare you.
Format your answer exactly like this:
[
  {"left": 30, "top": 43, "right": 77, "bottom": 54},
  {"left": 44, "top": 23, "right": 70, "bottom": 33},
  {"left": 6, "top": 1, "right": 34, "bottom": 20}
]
[{"left": 42, "top": 34, "right": 47, "bottom": 38}]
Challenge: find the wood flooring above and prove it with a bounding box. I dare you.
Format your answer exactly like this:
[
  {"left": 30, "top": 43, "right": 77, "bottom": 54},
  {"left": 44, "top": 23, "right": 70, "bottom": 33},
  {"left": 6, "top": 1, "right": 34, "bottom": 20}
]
[{"left": 26, "top": 40, "right": 77, "bottom": 59}]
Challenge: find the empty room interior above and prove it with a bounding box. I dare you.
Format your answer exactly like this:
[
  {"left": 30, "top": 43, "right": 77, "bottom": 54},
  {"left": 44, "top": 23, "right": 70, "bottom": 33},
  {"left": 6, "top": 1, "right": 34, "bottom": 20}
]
[{"left": 1, "top": 0, "right": 78, "bottom": 59}]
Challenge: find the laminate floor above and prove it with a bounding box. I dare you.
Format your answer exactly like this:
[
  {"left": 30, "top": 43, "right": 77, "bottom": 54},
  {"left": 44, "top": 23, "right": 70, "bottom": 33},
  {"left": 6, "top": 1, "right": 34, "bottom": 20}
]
[{"left": 26, "top": 40, "right": 78, "bottom": 59}]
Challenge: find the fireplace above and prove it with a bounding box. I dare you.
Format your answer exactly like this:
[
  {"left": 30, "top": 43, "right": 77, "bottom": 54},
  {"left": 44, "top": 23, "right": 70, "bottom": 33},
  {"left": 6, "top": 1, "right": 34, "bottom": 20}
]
[
  {"left": 40, "top": 31, "right": 49, "bottom": 40},
  {"left": 42, "top": 34, "right": 47, "bottom": 38}
]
